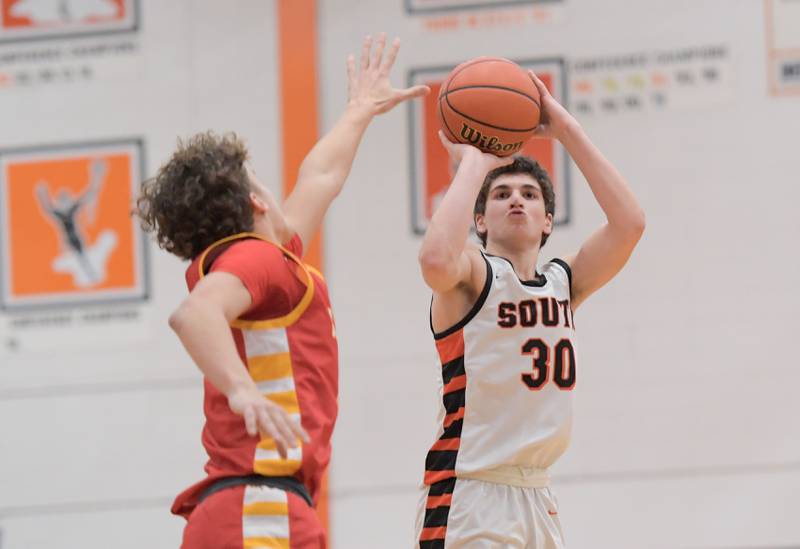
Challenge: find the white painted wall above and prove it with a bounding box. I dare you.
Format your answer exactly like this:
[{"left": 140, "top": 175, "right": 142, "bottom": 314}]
[
  {"left": 321, "top": 0, "right": 800, "bottom": 548},
  {"left": 1, "top": 1, "right": 798, "bottom": 548}
]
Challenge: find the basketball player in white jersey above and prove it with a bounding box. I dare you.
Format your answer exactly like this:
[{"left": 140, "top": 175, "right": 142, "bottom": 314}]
[{"left": 415, "top": 72, "right": 646, "bottom": 548}]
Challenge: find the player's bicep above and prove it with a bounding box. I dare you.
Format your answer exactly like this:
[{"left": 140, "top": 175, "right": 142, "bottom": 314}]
[
  {"left": 184, "top": 272, "right": 253, "bottom": 323},
  {"left": 569, "top": 223, "right": 642, "bottom": 309}
]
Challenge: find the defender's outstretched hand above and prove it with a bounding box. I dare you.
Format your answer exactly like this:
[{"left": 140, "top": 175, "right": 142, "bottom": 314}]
[{"left": 347, "top": 33, "right": 430, "bottom": 115}]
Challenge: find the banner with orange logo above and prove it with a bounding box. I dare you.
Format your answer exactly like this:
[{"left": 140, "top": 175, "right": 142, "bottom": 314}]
[
  {"left": 0, "top": 139, "right": 148, "bottom": 311},
  {"left": 0, "top": 0, "right": 138, "bottom": 43},
  {"left": 408, "top": 58, "right": 569, "bottom": 235}
]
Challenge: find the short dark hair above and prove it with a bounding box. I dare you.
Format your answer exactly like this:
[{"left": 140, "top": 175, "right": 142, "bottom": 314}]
[
  {"left": 135, "top": 132, "right": 254, "bottom": 260},
  {"left": 473, "top": 155, "right": 556, "bottom": 248}
]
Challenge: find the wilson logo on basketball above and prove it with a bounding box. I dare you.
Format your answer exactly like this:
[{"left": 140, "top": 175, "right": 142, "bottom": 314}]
[{"left": 459, "top": 123, "right": 524, "bottom": 155}]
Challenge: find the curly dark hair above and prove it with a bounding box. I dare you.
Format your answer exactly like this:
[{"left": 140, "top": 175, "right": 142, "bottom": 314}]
[
  {"left": 473, "top": 155, "right": 556, "bottom": 248},
  {"left": 135, "top": 132, "right": 255, "bottom": 260}
]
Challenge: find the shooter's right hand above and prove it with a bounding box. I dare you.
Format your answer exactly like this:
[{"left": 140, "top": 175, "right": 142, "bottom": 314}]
[{"left": 437, "top": 130, "right": 514, "bottom": 172}]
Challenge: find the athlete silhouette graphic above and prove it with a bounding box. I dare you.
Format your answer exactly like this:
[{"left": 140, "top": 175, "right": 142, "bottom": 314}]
[{"left": 35, "top": 158, "right": 116, "bottom": 286}]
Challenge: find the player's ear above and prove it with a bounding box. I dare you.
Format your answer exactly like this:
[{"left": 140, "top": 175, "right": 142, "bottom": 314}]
[
  {"left": 475, "top": 213, "right": 487, "bottom": 235},
  {"left": 249, "top": 192, "right": 269, "bottom": 214},
  {"left": 543, "top": 212, "right": 553, "bottom": 235}
]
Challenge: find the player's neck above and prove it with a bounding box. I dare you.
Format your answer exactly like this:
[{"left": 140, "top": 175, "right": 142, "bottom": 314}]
[
  {"left": 252, "top": 217, "right": 281, "bottom": 245},
  {"left": 485, "top": 241, "right": 540, "bottom": 280}
]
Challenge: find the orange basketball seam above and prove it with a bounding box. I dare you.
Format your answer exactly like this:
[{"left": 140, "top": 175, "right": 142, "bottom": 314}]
[
  {"left": 442, "top": 56, "right": 517, "bottom": 96},
  {"left": 438, "top": 94, "right": 461, "bottom": 143},
  {"left": 443, "top": 85, "right": 541, "bottom": 108},
  {"left": 443, "top": 92, "right": 539, "bottom": 133}
]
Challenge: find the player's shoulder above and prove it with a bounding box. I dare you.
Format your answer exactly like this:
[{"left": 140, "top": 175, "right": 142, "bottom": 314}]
[
  {"left": 282, "top": 232, "right": 304, "bottom": 257},
  {"left": 226, "top": 237, "right": 281, "bottom": 255},
  {"left": 542, "top": 257, "right": 573, "bottom": 292},
  {"left": 214, "top": 237, "right": 286, "bottom": 268}
]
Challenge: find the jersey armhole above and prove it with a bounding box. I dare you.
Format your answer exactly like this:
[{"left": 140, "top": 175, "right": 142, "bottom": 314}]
[
  {"left": 430, "top": 254, "right": 493, "bottom": 340},
  {"left": 549, "top": 258, "right": 573, "bottom": 298}
]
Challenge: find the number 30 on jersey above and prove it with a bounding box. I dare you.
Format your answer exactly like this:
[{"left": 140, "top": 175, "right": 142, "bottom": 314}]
[{"left": 521, "top": 338, "right": 576, "bottom": 391}]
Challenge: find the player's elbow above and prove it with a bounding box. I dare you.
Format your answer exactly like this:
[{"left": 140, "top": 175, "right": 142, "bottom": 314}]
[
  {"left": 418, "top": 233, "right": 457, "bottom": 268},
  {"left": 419, "top": 253, "right": 457, "bottom": 293},
  {"left": 168, "top": 300, "right": 194, "bottom": 334},
  {"left": 615, "top": 208, "right": 646, "bottom": 243},
  {"left": 418, "top": 247, "right": 450, "bottom": 276},
  {"left": 629, "top": 208, "right": 646, "bottom": 239}
]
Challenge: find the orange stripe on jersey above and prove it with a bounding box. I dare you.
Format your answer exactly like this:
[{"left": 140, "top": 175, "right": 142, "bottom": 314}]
[
  {"left": 424, "top": 469, "right": 455, "bottom": 485},
  {"left": 420, "top": 526, "right": 447, "bottom": 541},
  {"left": 426, "top": 494, "right": 452, "bottom": 509},
  {"left": 266, "top": 390, "right": 300, "bottom": 414},
  {"left": 248, "top": 353, "right": 293, "bottom": 382},
  {"left": 435, "top": 329, "right": 464, "bottom": 364},
  {"left": 242, "top": 501, "right": 289, "bottom": 516},
  {"left": 444, "top": 407, "right": 465, "bottom": 428},
  {"left": 254, "top": 459, "right": 303, "bottom": 476},
  {"left": 443, "top": 374, "right": 466, "bottom": 394},
  {"left": 243, "top": 538, "right": 290, "bottom": 549},
  {"left": 430, "top": 438, "right": 461, "bottom": 451}
]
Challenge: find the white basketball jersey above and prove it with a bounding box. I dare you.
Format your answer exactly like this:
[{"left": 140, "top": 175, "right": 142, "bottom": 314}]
[{"left": 423, "top": 253, "right": 577, "bottom": 487}]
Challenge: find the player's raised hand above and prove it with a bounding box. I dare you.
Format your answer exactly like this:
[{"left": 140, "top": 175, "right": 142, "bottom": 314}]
[
  {"left": 527, "top": 70, "right": 578, "bottom": 140},
  {"left": 227, "top": 384, "right": 309, "bottom": 459},
  {"left": 347, "top": 32, "right": 430, "bottom": 116},
  {"left": 437, "top": 130, "right": 514, "bottom": 172}
]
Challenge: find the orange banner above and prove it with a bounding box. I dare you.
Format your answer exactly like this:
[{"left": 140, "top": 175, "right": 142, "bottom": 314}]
[
  {"left": 276, "top": 0, "right": 329, "bottom": 538},
  {"left": 0, "top": 141, "right": 148, "bottom": 309}
]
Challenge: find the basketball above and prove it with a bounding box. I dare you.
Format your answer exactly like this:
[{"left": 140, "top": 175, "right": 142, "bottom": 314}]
[{"left": 438, "top": 57, "right": 541, "bottom": 157}]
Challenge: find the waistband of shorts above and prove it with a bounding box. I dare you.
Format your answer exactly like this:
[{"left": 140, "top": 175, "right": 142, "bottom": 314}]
[
  {"left": 197, "top": 474, "right": 313, "bottom": 507},
  {"left": 457, "top": 465, "right": 550, "bottom": 488}
]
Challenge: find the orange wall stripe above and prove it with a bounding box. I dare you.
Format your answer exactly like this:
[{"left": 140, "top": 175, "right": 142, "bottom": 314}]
[
  {"left": 278, "top": 0, "right": 322, "bottom": 271},
  {"left": 276, "top": 0, "right": 329, "bottom": 540}
]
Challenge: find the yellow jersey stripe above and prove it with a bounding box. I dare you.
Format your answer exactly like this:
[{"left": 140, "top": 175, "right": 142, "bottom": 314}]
[
  {"left": 254, "top": 459, "right": 302, "bottom": 476},
  {"left": 248, "top": 353, "right": 293, "bottom": 383},
  {"left": 242, "top": 501, "right": 289, "bottom": 516},
  {"left": 243, "top": 538, "right": 290, "bottom": 549},
  {"left": 265, "top": 390, "right": 300, "bottom": 413}
]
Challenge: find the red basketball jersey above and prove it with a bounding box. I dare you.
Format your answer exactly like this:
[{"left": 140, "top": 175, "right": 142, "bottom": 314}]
[{"left": 172, "top": 233, "right": 338, "bottom": 518}]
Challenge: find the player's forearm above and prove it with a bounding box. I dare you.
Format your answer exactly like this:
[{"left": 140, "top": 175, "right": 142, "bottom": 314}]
[
  {"left": 295, "top": 104, "right": 374, "bottom": 196},
  {"left": 559, "top": 123, "right": 645, "bottom": 234},
  {"left": 169, "top": 300, "right": 255, "bottom": 397},
  {"left": 420, "top": 153, "right": 488, "bottom": 264}
]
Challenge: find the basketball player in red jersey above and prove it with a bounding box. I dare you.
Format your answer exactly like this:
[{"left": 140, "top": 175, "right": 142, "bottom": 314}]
[
  {"left": 415, "top": 73, "right": 646, "bottom": 547},
  {"left": 136, "top": 34, "right": 428, "bottom": 549}
]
